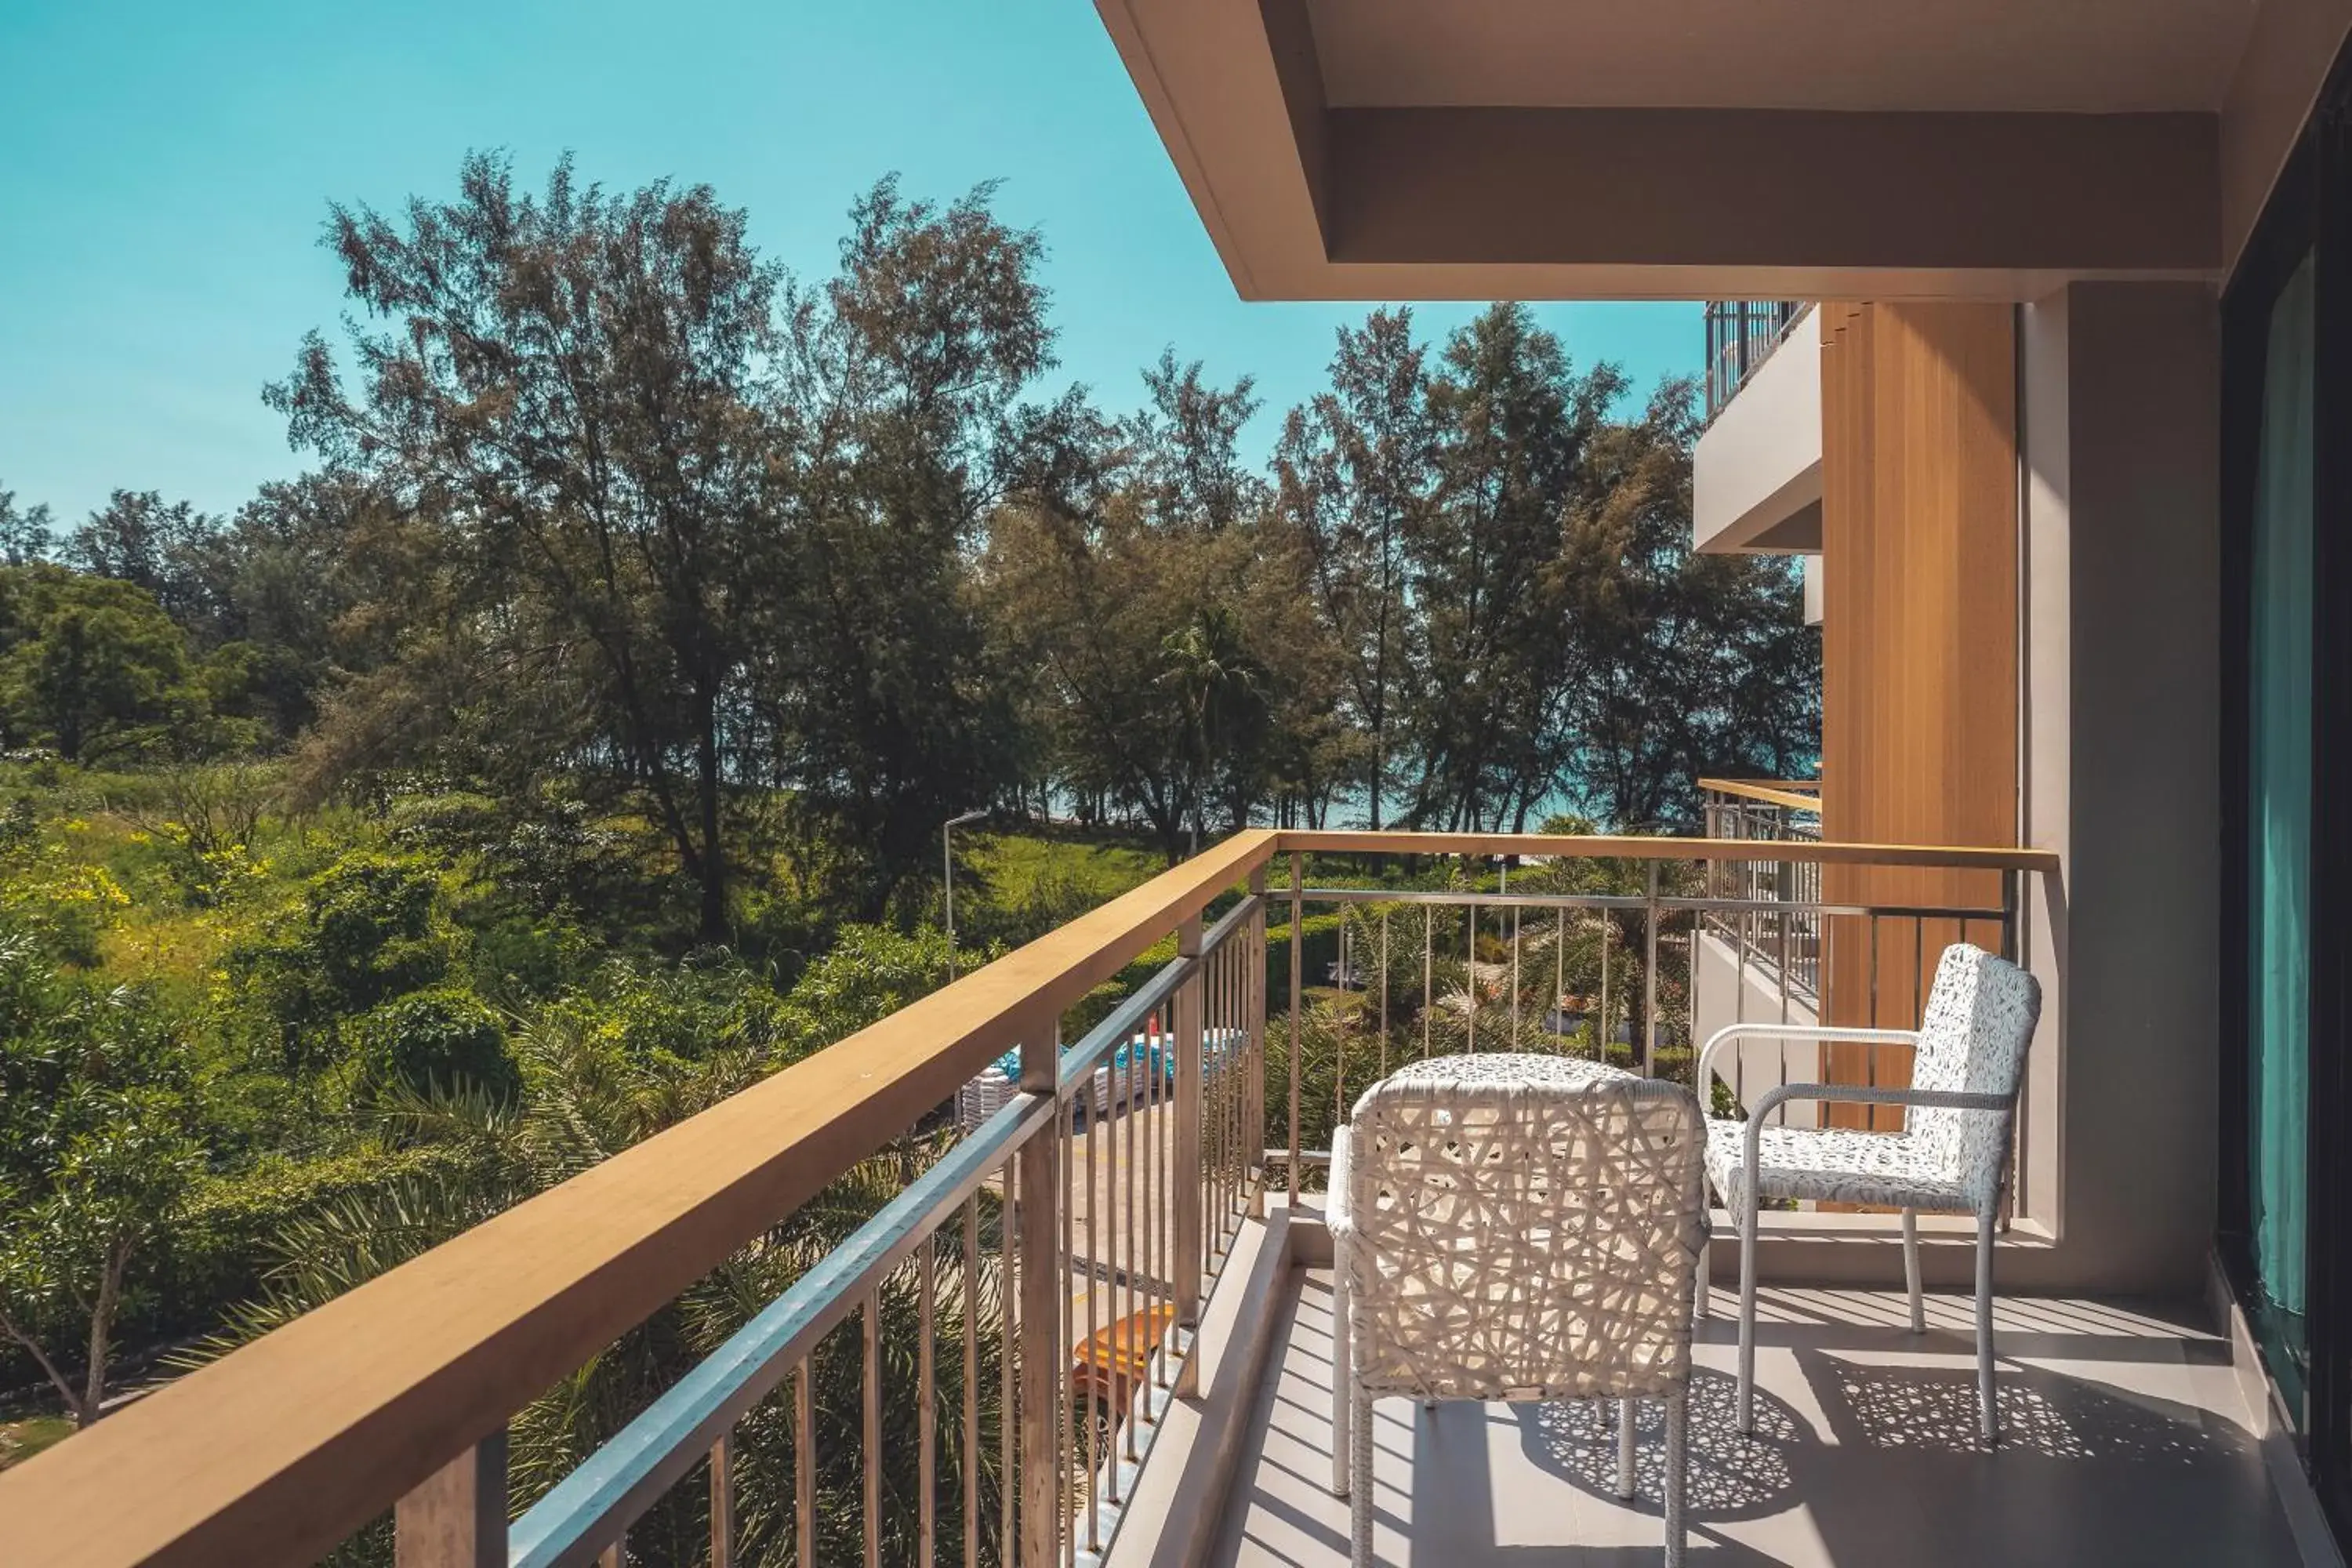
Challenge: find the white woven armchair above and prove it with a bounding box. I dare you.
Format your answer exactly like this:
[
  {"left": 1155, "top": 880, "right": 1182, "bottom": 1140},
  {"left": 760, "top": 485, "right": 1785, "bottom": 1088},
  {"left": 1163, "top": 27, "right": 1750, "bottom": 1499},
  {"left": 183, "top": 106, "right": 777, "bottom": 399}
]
[
  {"left": 1696, "top": 941, "right": 2041, "bottom": 1446},
  {"left": 1328, "top": 1053, "right": 1709, "bottom": 1568}
]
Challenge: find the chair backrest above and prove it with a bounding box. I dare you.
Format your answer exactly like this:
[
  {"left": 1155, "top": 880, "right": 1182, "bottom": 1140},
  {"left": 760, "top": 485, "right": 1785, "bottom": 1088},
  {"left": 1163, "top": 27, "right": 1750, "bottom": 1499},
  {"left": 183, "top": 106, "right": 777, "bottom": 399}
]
[
  {"left": 1904, "top": 942, "right": 2042, "bottom": 1209},
  {"left": 1343, "top": 1054, "right": 1706, "bottom": 1403}
]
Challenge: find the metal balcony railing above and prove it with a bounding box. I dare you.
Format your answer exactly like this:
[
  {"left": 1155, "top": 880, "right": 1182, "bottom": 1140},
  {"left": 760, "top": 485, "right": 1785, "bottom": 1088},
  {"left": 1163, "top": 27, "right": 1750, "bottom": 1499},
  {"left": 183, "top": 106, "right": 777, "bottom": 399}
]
[
  {"left": 1704, "top": 301, "right": 1809, "bottom": 422},
  {"left": 1698, "top": 779, "right": 1824, "bottom": 1001},
  {"left": 0, "top": 827, "right": 2057, "bottom": 1568}
]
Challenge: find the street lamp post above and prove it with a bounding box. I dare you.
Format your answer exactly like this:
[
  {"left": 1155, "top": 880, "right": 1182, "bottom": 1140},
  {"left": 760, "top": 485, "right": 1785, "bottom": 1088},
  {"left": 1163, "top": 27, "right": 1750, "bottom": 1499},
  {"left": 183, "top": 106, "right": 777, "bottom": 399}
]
[{"left": 943, "top": 808, "right": 988, "bottom": 982}]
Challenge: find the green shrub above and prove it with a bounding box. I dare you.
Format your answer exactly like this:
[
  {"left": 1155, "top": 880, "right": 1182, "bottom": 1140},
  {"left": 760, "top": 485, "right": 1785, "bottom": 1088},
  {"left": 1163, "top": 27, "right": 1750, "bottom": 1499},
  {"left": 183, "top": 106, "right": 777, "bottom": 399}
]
[
  {"left": 782, "top": 924, "right": 963, "bottom": 1051},
  {"left": 227, "top": 851, "right": 452, "bottom": 1074},
  {"left": 353, "top": 988, "right": 518, "bottom": 1105},
  {"left": 1263, "top": 910, "right": 1347, "bottom": 995},
  {"left": 159, "top": 1145, "right": 482, "bottom": 1329}
]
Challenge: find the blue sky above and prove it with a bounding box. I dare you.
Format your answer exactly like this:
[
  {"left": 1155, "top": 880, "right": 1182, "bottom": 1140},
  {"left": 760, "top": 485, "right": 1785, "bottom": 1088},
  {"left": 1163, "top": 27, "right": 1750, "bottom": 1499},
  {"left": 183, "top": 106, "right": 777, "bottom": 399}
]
[{"left": 0, "top": 0, "right": 1699, "bottom": 530}]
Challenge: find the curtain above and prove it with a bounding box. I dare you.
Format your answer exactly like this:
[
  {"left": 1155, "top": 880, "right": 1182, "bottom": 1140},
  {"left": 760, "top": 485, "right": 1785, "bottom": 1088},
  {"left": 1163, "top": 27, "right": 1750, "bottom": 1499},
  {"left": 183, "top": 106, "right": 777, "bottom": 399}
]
[{"left": 2251, "top": 252, "right": 2316, "bottom": 1321}]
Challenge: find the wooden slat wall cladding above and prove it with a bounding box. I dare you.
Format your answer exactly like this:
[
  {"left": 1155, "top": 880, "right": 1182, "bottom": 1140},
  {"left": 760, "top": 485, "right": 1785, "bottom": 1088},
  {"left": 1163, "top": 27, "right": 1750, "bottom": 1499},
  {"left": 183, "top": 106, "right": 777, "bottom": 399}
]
[{"left": 1817, "top": 303, "right": 2020, "bottom": 1129}]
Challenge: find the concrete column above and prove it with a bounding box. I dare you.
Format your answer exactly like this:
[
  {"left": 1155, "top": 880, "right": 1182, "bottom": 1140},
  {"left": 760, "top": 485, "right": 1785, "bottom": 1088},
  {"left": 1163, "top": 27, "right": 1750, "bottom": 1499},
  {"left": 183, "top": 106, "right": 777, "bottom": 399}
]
[{"left": 2020, "top": 281, "right": 2221, "bottom": 1294}]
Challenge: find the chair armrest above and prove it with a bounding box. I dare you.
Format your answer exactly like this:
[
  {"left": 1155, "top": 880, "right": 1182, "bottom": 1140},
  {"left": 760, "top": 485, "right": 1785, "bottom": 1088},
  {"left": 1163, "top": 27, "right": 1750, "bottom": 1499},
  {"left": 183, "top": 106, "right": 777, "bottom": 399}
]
[
  {"left": 1695, "top": 1022, "right": 1919, "bottom": 1102},
  {"left": 1327, "top": 1125, "right": 1353, "bottom": 1240}
]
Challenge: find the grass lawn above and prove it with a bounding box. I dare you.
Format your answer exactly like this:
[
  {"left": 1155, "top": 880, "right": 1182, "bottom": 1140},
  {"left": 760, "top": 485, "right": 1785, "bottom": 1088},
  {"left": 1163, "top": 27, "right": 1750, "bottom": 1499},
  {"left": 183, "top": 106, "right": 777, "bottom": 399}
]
[
  {"left": 0, "top": 1414, "right": 74, "bottom": 1471},
  {"left": 964, "top": 827, "right": 1165, "bottom": 911}
]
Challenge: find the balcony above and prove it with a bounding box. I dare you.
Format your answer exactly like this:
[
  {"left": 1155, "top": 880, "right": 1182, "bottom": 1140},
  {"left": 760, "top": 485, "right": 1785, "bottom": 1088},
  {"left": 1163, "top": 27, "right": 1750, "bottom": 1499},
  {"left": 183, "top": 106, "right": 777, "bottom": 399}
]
[
  {"left": 0, "top": 829, "right": 2307, "bottom": 1567},
  {"left": 1209, "top": 1265, "right": 2295, "bottom": 1566},
  {"left": 1703, "top": 304, "right": 1807, "bottom": 425}
]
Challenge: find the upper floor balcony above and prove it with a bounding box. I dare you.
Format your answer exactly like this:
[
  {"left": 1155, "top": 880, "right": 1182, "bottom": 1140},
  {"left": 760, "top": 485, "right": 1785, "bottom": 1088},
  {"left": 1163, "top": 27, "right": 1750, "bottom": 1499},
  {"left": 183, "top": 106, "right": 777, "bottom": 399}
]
[
  {"left": 1704, "top": 304, "right": 1807, "bottom": 426},
  {"left": 1693, "top": 307, "right": 1822, "bottom": 583},
  {"left": 0, "top": 829, "right": 2309, "bottom": 1568}
]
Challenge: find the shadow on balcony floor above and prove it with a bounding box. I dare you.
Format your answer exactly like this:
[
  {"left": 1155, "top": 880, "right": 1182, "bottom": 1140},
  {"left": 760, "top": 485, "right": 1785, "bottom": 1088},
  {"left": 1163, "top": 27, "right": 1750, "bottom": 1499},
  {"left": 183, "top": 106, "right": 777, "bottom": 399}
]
[{"left": 1211, "top": 1272, "right": 2303, "bottom": 1566}]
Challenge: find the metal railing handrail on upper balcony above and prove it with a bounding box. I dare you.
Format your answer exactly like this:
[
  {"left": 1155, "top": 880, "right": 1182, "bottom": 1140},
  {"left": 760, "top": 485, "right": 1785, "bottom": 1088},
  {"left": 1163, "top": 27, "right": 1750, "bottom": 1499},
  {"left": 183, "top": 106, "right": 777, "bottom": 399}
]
[
  {"left": 0, "top": 829, "right": 2059, "bottom": 1568},
  {"left": 1703, "top": 300, "right": 1812, "bottom": 423},
  {"left": 1697, "top": 782, "right": 1828, "bottom": 1001},
  {"left": 1696, "top": 776, "right": 1821, "bottom": 815}
]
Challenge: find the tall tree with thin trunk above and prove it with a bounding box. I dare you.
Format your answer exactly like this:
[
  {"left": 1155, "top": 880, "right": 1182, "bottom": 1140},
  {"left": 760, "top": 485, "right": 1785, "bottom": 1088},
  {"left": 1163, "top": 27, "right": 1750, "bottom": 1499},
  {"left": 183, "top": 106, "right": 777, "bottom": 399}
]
[
  {"left": 753, "top": 179, "right": 1045, "bottom": 914},
  {"left": 1274, "top": 307, "right": 1432, "bottom": 831},
  {"left": 1562, "top": 379, "right": 1820, "bottom": 829},
  {"left": 1408, "top": 303, "right": 1623, "bottom": 831},
  {"left": 271, "top": 153, "right": 779, "bottom": 942}
]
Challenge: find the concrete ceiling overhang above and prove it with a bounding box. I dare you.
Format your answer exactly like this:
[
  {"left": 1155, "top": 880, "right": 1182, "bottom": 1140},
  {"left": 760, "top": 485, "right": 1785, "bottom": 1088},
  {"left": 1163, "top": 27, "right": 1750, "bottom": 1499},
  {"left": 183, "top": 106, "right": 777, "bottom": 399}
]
[{"left": 1095, "top": 0, "right": 2254, "bottom": 301}]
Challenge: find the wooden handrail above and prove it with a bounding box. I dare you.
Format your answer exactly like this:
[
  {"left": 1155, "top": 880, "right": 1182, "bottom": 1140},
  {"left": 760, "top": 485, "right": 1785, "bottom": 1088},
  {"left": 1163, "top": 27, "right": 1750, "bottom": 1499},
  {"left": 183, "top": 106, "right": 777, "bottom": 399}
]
[
  {"left": 1695, "top": 777, "right": 1824, "bottom": 812},
  {"left": 0, "top": 830, "right": 1280, "bottom": 1568},
  {"left": 0, "top": 824, "right": 2057, "bottom": 1566},
  {"left": 1274, "top": 829, "right": 2056, "bottom": 873}
]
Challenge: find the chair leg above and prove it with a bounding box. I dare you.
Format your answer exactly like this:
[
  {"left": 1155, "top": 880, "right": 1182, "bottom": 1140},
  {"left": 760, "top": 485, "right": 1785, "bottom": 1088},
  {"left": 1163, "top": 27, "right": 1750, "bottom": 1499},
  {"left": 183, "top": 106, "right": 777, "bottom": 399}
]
[
  {"left": 1737, "top": 1188, "right": 1760, "bottom": 1435},
  {"left": 1694, "top": 1245, "right": 1711, "bottom": 1323},
  {"left": 1350, "top": 1387, "right": 1376, "bottom": 1568},
  {"left": 1616, "top": 1398, "right": 1637, "bottom": 1501},
  {"left": 1330, "top": 1255, "right": 1351, "bottom": 1497},
  {"left": 1902, "top": 1207, "right": 1925, "bottom": 1334},
  {"left": 1976, "top": 1207, "right": 1998, "bottom": 1447},
  {"left": 1664, "top": 1389, "right": 1688, "bottom": 1568}
]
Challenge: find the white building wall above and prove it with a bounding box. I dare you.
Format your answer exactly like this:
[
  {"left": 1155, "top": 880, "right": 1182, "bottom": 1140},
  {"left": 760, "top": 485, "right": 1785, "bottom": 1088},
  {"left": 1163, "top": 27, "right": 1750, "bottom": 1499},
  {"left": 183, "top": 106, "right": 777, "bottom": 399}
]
[{"left": 1693, "top": 307, "right": 1824, "bottom": 554}]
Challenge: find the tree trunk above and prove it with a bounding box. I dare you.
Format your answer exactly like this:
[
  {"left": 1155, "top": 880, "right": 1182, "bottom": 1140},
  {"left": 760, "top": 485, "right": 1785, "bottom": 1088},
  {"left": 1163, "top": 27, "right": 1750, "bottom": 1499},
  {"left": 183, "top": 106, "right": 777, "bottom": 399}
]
[
  {"left": 694, "top": 688, "right": 726, "bottom": 945},
  {"left": 78, "top": 1239, "right": 127, "bottom": 1428}
]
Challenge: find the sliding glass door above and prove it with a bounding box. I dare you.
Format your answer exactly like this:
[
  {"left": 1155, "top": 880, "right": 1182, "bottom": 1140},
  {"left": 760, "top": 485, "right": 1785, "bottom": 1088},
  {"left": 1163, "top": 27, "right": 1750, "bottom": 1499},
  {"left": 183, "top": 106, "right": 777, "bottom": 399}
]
[
  {"left": 2223, "top": 61, "right": 2352, "bottom": 1534},
  {"left": 2246, "top": 251, "right": 2315, "bottom": 1410}
]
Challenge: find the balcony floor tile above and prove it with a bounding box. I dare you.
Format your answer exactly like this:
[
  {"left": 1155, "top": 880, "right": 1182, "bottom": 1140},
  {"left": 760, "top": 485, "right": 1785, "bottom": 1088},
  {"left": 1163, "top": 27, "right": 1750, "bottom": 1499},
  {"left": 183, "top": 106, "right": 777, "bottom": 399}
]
[{"left": 1212, "top": 1272, "right": 2303, "bottom": 1566}]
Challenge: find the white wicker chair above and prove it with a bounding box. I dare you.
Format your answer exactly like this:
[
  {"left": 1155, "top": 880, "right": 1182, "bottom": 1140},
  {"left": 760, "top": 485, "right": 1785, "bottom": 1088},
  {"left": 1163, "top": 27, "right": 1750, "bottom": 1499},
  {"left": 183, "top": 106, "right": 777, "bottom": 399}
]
[
  {"left": 1328, "top": 1053, "right": 1709, "bottom": 1568},
  {"left": 1695, "top": 940, "right": 2041, "bottom": 1446}
]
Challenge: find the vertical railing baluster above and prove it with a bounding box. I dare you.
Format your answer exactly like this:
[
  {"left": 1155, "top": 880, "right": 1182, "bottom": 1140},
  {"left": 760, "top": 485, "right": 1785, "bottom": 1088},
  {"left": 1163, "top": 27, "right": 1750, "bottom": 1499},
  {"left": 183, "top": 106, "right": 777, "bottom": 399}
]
[
  {"left": 710, "top": 1432, "right": 734, "bottom": 1568},
  {"left": 1333, "top": 916, "right": 1345, "bottom": 1158},
  {"left": 1231, "top": 934, "right": 1243, "bottom": 1236},
  {"left": 1643, "top": 861, "right": 1661, "bottom": 1078},
  {"left": 1259, "top": 894, "right": 1269, "bottom": 1201},
  {"left": 1553, "top": 907, "right": 1565, "bottom": 1050},
  {"left": 1599, "top": 912, "right": 1612, "bottom": 1063},
  {"left": 1062, "top": 1044, "right": 1078, "bottom": 1568},
  {"left": 1214, "top": 937, "right": 1229, "bottom": 1262},
  {"left": 796, "top": 1359, "right": 815, "bottom": 1568},
  {"left": 1421, "top": 906, "right": 1433, "bottom": 1062},
  {"left": 864, "top": 1290, "right": 882, "bottom": 1568},
  {"left": 1120, "top": 1025, "right": 1138, "bottom": 1468},
  {"left": 1287, "top": 854, "right": 1304, "bottom": 1204},
  {"left": 1236, "top": 931, "right": 1248, "bottom": 1227},
  {"left": 1017, "top": 1021, "right": 1062, "bottom": 1568},
  {"left": 1912, "top": 918, "right": 1926, "bottom": 1025},
  {"left": 1082, "top": 1032, "right": 1099, "bottom": 1560},
  {"left": 964, "top": 1195, "right": 981, "bottom": 1568},
  {"left": 1466, "top": 901, "right": 1477, "bottom": 1053},
  {"left": 1216, "top": 939, "right": 1231, "bottom": 1255},
  {"left": 1147, "top": 1000, "right": 1164, "bottom": 1394},
  {"left": 2002, "top": 866, "right": 2026, "bottom": 1225},
  {"left": 1868, "top": 913, "right": 1884, "bottom": 1131},
  {"left": 394, "top": 1430, "right": 506, "bottom": 1568},
  {"left": 1381, "top": 909, "right": 1392, "bottom": 1078},
  {"left": 1225, "top": 938, "right": 1237, "bottom": 1244},
  {"left": 1512, "top": 902, "right": 1523, "bottom": 1040},
  {"left": 1174, "top": 912, "right": 1206, "bottom": 1396},
  {"left": 1000, "top": 1145, "right": 1018, "bottom": 1564},
  {"left": 1206, "top": 940, "right": 1221, "bottom": 1266},
  {"left": 919, "top": 1232, "right": 938, "bottom": 1568},
  {"left": 1247, "top": 868, "right": 1269, "bottom": 1218},
  {"left": 1683, "top": 882, "right": 1699, "bottom": 1081}
]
